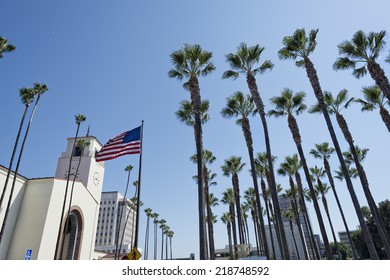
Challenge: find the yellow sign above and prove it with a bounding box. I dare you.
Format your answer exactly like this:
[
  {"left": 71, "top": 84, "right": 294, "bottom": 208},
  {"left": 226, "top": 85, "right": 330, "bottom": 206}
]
[{"left": 128, "top": 247, "right": 142, "bottom": 260}]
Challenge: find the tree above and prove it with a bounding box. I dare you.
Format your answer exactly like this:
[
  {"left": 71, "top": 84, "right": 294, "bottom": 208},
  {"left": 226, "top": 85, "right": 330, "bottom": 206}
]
[
  {"left": 0, "top": 36, "right": 16, "bottom": 59},
  {"left": 277, "top": 155, "right": 309, "bottom": 260},
  {"left": 310, "top": 89, "right": 390, "bottom": 258},
  {"left": 330, "top": 242, "right": 352, "bottom": 260},
  {"left": 333, "top": 30, "right": 390, "bottom": 103},
  {"left": 279, "top": 28, "right": 378, "bottom": 259},
  {"left": 221, "top": 212, "right": 233, "bottom": 259},
  {"left": 223, "top": 43, "right": 289, "bottom": 259},
  {"left": 159, "top": 219, "right": 167, "bottom": 260},
  {"left": 269, "top": 88, "right": 331, "bottom": 258},
  {"left": 169, "top": 44, "right": 215, "bottom": 260},
  {"left": 221, "top": 156, "right": 246, "bottom": 245},
  {"left": 0, "top": 83, "right": 48, "bottom": 245},
  {"left": 356, "top": 85, "right": 390, "bottom": 133},
  {"left": 221, "top": 188, "right": 238, "bottom": 258},
  {"left": 310, "top": 142, "right": 358, "bottom": 259},
  {"left": 60, "top": 139, "right": 89, "bottom": 259},
  {"left": 0, "top": 87, "right": 35, "bottom": 215},
  {"left": 221, "top": 91, "right": 269, "bottom": 258},
  {"left": 143, "top": 208, "right": 153, "bottom": 260},
  {"left": 310, "top": 166, "right": 339, "bottom": 257},
  {"left": 152, "top": 213, "right": 159, "bottom": 260},
  {"left": 282, "top": 208, "right": 301, "bottom": 259},
  {"left": 191, "top": 150, "right": 217, "bottom": 259}
]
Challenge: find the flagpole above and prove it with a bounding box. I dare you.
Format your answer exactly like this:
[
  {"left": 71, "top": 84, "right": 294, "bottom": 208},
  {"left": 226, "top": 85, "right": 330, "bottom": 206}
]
[{"left": 133, "top": 120, "right": 144, "bottom": 251}]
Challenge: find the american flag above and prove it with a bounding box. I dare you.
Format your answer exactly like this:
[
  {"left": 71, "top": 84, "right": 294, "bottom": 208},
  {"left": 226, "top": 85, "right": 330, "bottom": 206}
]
[{"left": 95, "top": 126, "right": 141, "bottom": 162}]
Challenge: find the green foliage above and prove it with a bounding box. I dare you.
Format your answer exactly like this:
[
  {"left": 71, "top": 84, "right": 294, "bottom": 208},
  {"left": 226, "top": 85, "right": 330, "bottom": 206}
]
[
  {"left": 352, "top": 200, "right": 390, "bottom": 259},
  {"left": 329, "top": 242, "right": 351, "bottom": 260}
]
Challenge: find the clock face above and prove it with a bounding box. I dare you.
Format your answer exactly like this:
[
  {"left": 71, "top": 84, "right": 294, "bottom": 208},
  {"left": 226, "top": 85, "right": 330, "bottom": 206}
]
[{"left": 93, "top": 171, "right": 100, "bottom": 186}]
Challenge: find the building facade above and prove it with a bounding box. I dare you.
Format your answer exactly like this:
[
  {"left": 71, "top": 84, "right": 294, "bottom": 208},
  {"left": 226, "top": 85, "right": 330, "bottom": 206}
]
[
  {"left": 0, "top": 135, "right": 104, "bottom": 260},
  {"left": 94, "top": 191, "right": 137, "bottom": 255}
]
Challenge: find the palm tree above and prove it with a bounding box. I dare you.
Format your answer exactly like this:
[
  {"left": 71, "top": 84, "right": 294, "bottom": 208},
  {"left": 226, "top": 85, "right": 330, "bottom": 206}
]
[
  {"left": 54, "top": 113, "right": 86, "bottom": 258},
  {"left": 333, "top": 30, "right": 390, "bottom": 103},
  {"left": 356, "top": 85, "right": 390, "bottom": 132},
  {"left": 143, "top": 208, "right": 153, "bottom": 260},
  {"left": 190, "top": 149, "right": 217, "bottom": 260},
  {"left": 221, "top": 91, "right": 269, "bottom": 258},
  {"left": 0, "top": 87, "right": 35, "bottom": 213},
  {"left": 221, "top": 212, "right": 233, "bottom": 259},
  {"left": 60, "top": 139, "right": 89, "bottom": 258},
  {"left": 221, "top": 188, "right": 238, "bottom": 258},
  {"left": 167, "top": 230, "right": 174, "bottom": 260},
  {"left": 279, "top": 28, "right": 378, "bottom": 259},
  {"left": 254, "top": 152, "right": 279, "bottom": 258},
  {"left": 207, "top": 192, "right": 219, "bottom": 259},
  {"left": 310, "top": 142, "right": 358, "bottom": 259},
  {"left": 241, "top": 202, "right": 251, "bottom": 245},
  {"left": 277, "top": 155, "right": 309, "bottom": 260},
  {"left": 310, "top": 89, "right": 390, "bottom": 258},
  {"left": 169, "top": 44, "right": 215, "bottom": 260},
  {"left": 310, "top": 166, "right": 339, "bottom": 255},
  {"left": 243, "top": 188, "right": 262, "bottom": 257},
  {"left": 152, "top": 213, "right": 159, "bottom": 260},
  {"left": 0, "top": 36, "right": 16, "bottom": 59},
  {"left": 221, "top": 156, "right": 246, "bottom": 245},
  {"left": 112, "top": 165, "right": 133, "bottom": 259},
  {"left": 0, "top": 83, "right": 48, "bottom": 244},
  {"left": 159, "top": 219, "right": 167, "bottom": 260},
  {"left": 269, "top": 88, "right": 331, "bottom": 259},
  {"left": 175, "top": 99, "right": 210, "bottom": 126},
  {"left": 223, "top": 43, "right": 290, "bottom": 259},
  {"left": 282, "top": 208, "right": 301, "bottom": 260}
]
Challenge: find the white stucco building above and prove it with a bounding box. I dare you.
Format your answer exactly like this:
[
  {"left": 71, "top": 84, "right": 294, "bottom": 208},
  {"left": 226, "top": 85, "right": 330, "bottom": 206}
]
[{"left": 0, "top": 135, "right": 104, "bottom": 260}]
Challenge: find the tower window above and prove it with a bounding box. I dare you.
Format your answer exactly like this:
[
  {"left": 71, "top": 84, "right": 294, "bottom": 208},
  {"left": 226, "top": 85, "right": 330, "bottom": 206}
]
[{"left": 73, "top": 146, "right": 82, "bottom": 157}]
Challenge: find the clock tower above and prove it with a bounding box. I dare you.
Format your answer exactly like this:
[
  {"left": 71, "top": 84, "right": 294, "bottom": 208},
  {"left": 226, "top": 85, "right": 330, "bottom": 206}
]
[{"left": 55, "top": 135, "right": 105, "bottom": 201}]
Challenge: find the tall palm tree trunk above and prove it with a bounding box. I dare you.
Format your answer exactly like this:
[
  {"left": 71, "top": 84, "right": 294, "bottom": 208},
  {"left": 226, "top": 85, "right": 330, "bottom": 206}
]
[
  {"left": 379, "top": 106, "right": 390, "bottom": 132},
  {"left": 247, "top": 74, "right": 290, "bottom": 259},
  {"left": 0, "top": 94, "right": 41, "bottom": 243},
  {"left": 251, "top": 209, "right": 260, "bottom": 256},
  {"left": 295, "top": 170, "right": 320, "bottom": 260},
  {"left": 231, "top": 174, "right": 244, "bottom": 245},
  {"left": 287, "top": 113, "right": 332, "bottom": 259},
  {"left": 336, "top": 112, "right": 390, "bottom": 258},
  {"left": 229, "top": 204, "right": 238, "bottom": 258},
  {"left": 188, "top": 76, "right": 207, "bottom": 260},
  {"left": 161, "top": 227, "right": 164, "bottom": 260},
  {"left": 60, "top": 148, "right": 84, "bottom": 258},
  {"left": 203, "top": 166, "right": 215, "bottom": 260},
  {"left": 289, "top": 219, "right": 301, "bottom": 259},
  {"left": 227, "top": 222, "right": 233, "bottom": 259},
  {"left": 0, "top": 104, "right": 30, "bottom": 211},
  {"left": 323, "top": 158, "right": 358, "bottom": 259},
  {"left": 54, "top": 123, "right": 81, "bottom": 259},
  {"left": 320, "top": 189, "right": 340, "bottom": 258},
  {"left": 268, "top": 200, "right": 283, "bottom": 259},
  {"left": 242, "top": 118, "right": 270, "bottom": 258},
  {"left": 144, "top": 217, "right": 150, "bottom": 260},
  {"left": 304, "top": 57, "right": 379, "bottom": 260},
  {"left": 260, "top": 179, "right": 277, "bottom": 259},
  {"left": 289, "top": 177, "right": 309, "bottom": 260},
  {"left": 367, "top": 61, "right": 390, "bottom": 103},
  {"left": 154, "top": 223, "right": 158, "bottom": 260}
]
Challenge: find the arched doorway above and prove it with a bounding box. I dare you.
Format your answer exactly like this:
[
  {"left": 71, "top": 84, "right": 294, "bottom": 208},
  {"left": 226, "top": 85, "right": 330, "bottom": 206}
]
[{"left": 60, "top": 208, "right": 83, "bottom": 259}]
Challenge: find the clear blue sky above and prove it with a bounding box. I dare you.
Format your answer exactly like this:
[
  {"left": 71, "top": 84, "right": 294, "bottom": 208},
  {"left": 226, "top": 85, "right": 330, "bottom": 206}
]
[{"left": 1, "top": 0, "right": 390, "bottom": 259}]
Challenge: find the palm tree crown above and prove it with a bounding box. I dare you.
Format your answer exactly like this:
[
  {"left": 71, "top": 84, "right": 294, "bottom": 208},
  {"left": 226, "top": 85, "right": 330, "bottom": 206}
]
[
  {"left": 333, "top": 30, "right": 386, "bottom": 78},
  {"left": 309, "top": 89, "right": 354, "bottom": 115},
  {"left": 168, "top": 44, "right": 215, "bottom": 81},
  {"left": 222, "top": 43, "right": 273, "bottom": 79},
  {"left": 268, "top": 88, "right": 307, "bottom": 117},
  {"left": 0, "top": 36, "right": 16, "bottom": 58},
  {"left": 278, "top": 28, "right": 319, "bottom": 66},
  {"left": 175, "top": 99, "right": 210, "bottom": 126},
  {"left": 221, "top": 91, "right": 255, "bottom": 125}
]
